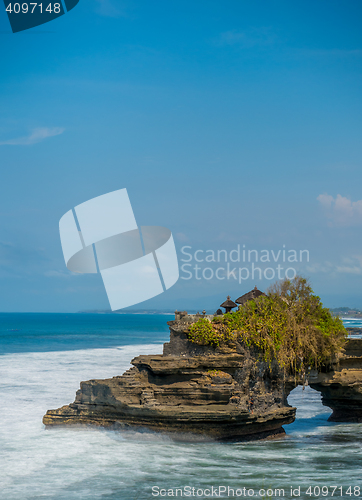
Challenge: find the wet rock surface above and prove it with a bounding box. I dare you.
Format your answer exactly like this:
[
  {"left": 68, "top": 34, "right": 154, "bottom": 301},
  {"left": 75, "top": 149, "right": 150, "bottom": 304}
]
[
  {"left": 43, "top": 317, "right": 296, "bottom": 440},
  {"left": 309, "top": 339, "right": 362, "bottom": 422},
  {"left": 43, "top": 316, "right": 362, "bottom": 439}
]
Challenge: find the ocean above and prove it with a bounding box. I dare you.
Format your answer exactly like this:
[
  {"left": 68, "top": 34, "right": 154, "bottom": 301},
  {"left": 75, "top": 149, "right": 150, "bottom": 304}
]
[{"left": 0, "top": 313, "right": 361, "bottom": 500}]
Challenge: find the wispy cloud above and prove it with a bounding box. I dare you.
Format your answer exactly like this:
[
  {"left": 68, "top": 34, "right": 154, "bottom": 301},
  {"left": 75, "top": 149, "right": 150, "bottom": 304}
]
[
  {"left": 335, "top": 265, "right": 362, "bottom": 275},
  {"left": 335, "top": 255, "right": 362, "bottom": 275},
  {"left": 306, "top": 261, "right": 334, "bottom": 274},
  {"left": 317, "top": 193, "right": 362, "bottom": 227},
  {"left": 94, "top": 0, "right": 124, "bottom": 17},
  {"left": 0, "top": 127, "right": 64, "bottom": 146},
  {"left": 307, "top": 255, "right": 362, "bottom": 276},
  {"left": 216, "top": 28, "right": 277, "bottom": 48}
]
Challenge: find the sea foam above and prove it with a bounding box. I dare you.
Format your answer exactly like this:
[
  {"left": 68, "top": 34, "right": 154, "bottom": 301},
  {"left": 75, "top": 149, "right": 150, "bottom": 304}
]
[{"left": 1, "top": 344, "right": 362, "bottom": 500}]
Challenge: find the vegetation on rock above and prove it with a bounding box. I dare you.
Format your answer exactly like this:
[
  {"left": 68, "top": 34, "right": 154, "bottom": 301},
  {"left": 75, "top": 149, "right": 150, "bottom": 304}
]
[
  {"left": 188, "top": 318, "right": 234, "bottom": 347},
  {"left": 187, "top": 276, "right": 347, "bottom": 375}
]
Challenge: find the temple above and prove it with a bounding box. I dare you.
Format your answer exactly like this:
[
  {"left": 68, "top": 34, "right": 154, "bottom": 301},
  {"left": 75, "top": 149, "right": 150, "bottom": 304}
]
[
  {"left": 43, "top": 286, "right": 362, "bottom": 440},
  {"left": 235, "top": 285, "right": 266, "bottom": 306},
  {"left": 219, "top": 295, "right": 237, "bottom": 314}
]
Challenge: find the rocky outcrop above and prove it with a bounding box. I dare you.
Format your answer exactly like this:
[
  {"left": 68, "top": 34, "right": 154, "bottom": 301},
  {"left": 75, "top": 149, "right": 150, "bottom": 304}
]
[
  {"left": 43, "top": 314, "right": 362, "bottom": 437},
  {"left": 309, "top": 338, "right": 362, "bottom": 422},
  {"left": 43, "top": 316, "right": 296, "bottom": 441}
]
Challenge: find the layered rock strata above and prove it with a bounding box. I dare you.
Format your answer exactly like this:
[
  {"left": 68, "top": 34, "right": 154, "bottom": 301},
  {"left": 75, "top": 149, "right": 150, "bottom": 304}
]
[
  {"left": 43, "top": 316, "right": 296, "bottom": 441},
  {"left": 309, "top": 338, "right": 362, "bottom": 422}
]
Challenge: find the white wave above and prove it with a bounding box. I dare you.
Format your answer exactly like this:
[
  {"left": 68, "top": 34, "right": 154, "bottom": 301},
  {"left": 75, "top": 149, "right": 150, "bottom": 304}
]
[
  {"left": 0, "top": 344, "right": 163, "bottom": 499},
  {"left": 1, "top": 345, "right": 362, "bottom": 500}
]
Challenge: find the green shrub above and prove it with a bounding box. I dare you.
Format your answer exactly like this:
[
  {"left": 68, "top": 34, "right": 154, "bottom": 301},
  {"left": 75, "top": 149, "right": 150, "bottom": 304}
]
[
  {"left": 187, "top": 277, "right": 347, "bottom": 374},
  {"left": 187, "top": 318, "right": 235, "bottom": 347}
]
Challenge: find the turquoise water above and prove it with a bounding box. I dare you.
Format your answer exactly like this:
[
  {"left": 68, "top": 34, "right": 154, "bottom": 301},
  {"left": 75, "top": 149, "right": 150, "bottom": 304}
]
[
  {"left": 0, "top": 313, "right": 361, "bottom": 500},
  {"left": 342, "top": 317, "right": 362, "bottom": 330},
  {"left": 0, "top": 313, "right": 172, "bottom": 354}
]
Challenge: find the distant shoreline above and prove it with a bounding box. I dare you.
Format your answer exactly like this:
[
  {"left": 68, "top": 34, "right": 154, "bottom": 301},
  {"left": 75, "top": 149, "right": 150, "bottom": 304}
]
[
  {"left": 0, "top": 308, "right": 362, "bottom": 317},
  {"left": 77, "top": 309, "right": 176, "bottom": 315}
]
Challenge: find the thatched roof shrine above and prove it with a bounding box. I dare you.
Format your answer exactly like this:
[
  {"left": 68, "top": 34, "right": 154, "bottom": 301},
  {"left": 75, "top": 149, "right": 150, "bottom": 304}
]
[
  {"left": 220, "top": 295, "right": 237, "bottom": 313},
  {"left": 235, "top": 286, "right": 266, "bottom": 306}
]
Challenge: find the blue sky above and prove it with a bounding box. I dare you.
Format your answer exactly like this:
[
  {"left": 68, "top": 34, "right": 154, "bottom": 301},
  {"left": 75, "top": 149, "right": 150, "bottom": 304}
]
[{"left": 0, "top": 0, "right": 362, "bottom": 312}]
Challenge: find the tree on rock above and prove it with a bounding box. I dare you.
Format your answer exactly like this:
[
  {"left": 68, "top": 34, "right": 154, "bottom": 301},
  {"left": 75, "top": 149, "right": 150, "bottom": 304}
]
[{"left": 187, "top": 276, "right": 347, "bottom": 375}]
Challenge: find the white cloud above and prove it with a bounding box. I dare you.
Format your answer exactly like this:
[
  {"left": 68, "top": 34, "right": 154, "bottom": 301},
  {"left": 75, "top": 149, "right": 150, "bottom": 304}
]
[
  {"left": 0, "top": 127, "right": 64, "bottom": 146},
  {"left": 317, "top": 193, "right": 362, "bottom": 227},
  {"left": 306, "top": 261, "right": 334, "bottom": 274},
  {"left": 317, "top": 193, "right": 334, "bottom": 210},
  {"left": 307, "top": 255, "right": 362, "bottom": 276},
  {"left": 335, "top": 265, "right": 362, "bottom": 275},
  {"left": 336, "top": 255, "right": 362, "bottom": 275}
]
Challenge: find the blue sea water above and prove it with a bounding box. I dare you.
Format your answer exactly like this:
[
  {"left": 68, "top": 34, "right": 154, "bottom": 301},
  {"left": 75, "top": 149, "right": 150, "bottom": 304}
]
[
  {"left": 0, "top": 313, "right": 172, "bottom": 354},
  {"left": 0, "top": 313, "right": 362, "bottom": 500},
  {"left": 342, "top": 317, "right": 362, "bottom": 330}
]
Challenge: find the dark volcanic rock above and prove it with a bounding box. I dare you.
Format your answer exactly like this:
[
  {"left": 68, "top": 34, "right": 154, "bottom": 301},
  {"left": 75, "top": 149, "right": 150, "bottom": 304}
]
[
  {"left": 309, "top": 339, "right": 362, "bottom": 422},
  {"left": 346, "top": 327, "right": 362, "bottom": 336},
  {"left": 43, "top": 316, "right": 297, "bottom": 440}
]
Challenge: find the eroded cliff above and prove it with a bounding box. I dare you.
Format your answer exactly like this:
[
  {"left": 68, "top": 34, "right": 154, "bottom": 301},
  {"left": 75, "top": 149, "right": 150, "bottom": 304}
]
[
  {"left": 43, "top": 315, "right": 297, "bottom": 441},
  {"left": 309, "top": 338, "right": 362, "bottom": 422}
]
